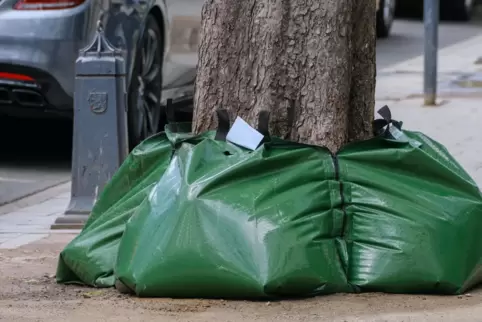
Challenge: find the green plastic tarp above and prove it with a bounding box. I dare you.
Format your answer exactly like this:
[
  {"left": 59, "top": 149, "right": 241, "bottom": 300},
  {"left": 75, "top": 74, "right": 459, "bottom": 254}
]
[
  {"left": 57, "top": 106, "right": 482, "bottom": 298},
  {"left": 55, "top": 122, "right": 217, "bottom": 287},
  {"left": 340, "top": 106, "right": 482, "bottom": 294},
  {"left": 114, "top": 108, "right": 482, "bottom": 297},
  {"left": 56, "top": 131, "right": 176, "bottom": 287},
  {"left": 341, "top": 132, "right": 482, "bottom": 294},
  {"left": 115, "top": 135, "right": 351, "bottom": 298}
]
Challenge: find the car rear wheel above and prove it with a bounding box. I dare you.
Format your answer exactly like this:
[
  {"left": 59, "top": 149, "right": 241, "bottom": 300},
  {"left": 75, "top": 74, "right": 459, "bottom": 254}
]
[
  {"left": 377, "top": 0, "right": 397, "bottom": 38},
  {"left": 128, "top": 14, "right": 164, "bottom": 151},
  {"left": 444, "top": 0, "right": 475, "bottom": 21}
]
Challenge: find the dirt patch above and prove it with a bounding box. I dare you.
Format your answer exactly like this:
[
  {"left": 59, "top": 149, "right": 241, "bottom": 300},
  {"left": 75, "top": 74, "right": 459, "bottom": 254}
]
[{"left": 1, "top": 234, "right": 481, "bottom": 322}]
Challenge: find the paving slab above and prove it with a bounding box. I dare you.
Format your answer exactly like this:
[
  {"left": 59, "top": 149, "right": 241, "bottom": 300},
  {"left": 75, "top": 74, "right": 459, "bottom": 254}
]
[{"left": 0, "top": 195, "right": 80, "bottom": 249}]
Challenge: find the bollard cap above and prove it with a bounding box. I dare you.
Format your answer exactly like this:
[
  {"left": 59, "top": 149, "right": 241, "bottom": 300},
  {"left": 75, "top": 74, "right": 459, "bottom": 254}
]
[
  {"left": 75, "top": 20, "right": 126, "bottom": 76},
  {"left": 83, "top": 20, "right": 121, "bottom": 57}
]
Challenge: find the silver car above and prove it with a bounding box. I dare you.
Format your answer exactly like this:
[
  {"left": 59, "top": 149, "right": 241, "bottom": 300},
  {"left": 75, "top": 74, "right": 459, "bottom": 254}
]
[{"left": 0, "top": 0, "right": 203, "bottom": 149}]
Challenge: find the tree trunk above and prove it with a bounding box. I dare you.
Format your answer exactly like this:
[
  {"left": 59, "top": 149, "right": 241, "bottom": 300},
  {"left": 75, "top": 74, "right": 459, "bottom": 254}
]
[{"left": 193, "top": 0, "right": 376, "bottom": 152}]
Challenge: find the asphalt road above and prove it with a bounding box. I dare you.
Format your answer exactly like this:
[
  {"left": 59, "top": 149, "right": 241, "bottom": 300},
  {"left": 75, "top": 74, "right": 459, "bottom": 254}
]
[
  {"left": 0, "top": 117, "right": 71, "bottom": 206},
  {"left": 1, "top": 14, "right": 482, "bottom": 207}
]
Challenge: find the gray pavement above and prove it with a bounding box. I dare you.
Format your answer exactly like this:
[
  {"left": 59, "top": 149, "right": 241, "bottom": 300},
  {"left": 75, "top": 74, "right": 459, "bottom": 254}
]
[
  {"left": 1, "top": 11, "right": 482, "bottom": 207},
  {"left": 0, "top": 190, "right": 78, "bottom": 249},
  {"left": 0, "top": 117, "right": 71, "bottom": 207},
  {"left": 0, "top": 164, "right": 70, "bottom": 206},
  {"left": 377, "top": 9, "right": 482, "bottom": 69}
]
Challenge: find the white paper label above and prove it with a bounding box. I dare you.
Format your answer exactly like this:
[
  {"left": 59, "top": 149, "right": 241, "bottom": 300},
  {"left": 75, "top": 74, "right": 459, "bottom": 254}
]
[{"left": 226, "top": 117, "right": 264, "bottom": 150}]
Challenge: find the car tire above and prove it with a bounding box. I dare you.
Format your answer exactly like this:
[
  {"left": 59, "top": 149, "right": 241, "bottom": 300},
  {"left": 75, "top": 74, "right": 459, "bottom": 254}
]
[
  {"left": 377, "top": 0, "right": 397, "bottom": 38},
  {"left": 127, "top": 14, "right": 164, "bottom": 151},
  {"left": 444, "top": 0, "right": 475, "bottom": 21}
]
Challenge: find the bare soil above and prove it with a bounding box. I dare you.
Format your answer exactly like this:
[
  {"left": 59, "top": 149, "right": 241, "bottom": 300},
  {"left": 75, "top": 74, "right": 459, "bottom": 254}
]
[{"left": 1, "top": 234, "right": 481, "bottom": 322}]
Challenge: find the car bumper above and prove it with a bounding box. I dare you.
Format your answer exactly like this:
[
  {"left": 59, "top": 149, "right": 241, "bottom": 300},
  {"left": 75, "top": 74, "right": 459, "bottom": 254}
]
[{"left": 0, "top": 2, "right": 91, "bottom": 113}]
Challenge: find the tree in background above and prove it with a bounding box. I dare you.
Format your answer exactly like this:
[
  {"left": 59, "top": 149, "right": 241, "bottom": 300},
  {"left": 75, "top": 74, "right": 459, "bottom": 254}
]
[{"left": 193, "top": 0, "right": 376, "bottom": 152}]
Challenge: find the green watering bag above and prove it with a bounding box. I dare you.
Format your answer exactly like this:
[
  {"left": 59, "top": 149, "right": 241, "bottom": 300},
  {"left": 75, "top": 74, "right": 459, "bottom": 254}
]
[
  {"left": 115, "top": 111, "right": 351, "bottom": 298},
  {"left": 56, "top": 99, "right": 200, "bottom": 287},
  {"left": 56, "top": 125, "right": 189, "bottom": 287},
  {"left": 58, "top": 106, "right": 482, "bottom": 297},
  {"left": 340, "top": 106, "right": 482, "bottom": 294}
]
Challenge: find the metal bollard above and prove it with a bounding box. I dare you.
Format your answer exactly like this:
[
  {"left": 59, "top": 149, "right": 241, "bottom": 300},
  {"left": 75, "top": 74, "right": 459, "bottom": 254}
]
[
  {"left": 424, "top": 0, "right": 439, "bottom": 106},
  {"left": 51, "top": 21, "right": 129, "bottom": 229}
]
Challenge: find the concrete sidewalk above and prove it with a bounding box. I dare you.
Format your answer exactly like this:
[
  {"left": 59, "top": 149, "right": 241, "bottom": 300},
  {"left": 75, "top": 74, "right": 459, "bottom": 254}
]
[
  {"left": 0, "top": 184, "right": 79, "bottom": 249},
  {"left": 376, "top": 34, "right": 482, "bottom": 101}
]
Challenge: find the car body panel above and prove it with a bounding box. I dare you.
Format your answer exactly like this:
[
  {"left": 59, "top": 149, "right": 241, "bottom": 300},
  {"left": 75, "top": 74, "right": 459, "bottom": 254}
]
[
  {"left": 0, "top": 0, "right": 172, "bottom": 117},
  {"left": 0, "top": 0, "right": 95, "bottom": 107},
  {"left": 161, "top": 0, "right": 202, "bottom": 103}
]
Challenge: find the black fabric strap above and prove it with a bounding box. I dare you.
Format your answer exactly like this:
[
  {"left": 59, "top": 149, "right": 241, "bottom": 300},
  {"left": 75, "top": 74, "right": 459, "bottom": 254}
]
[
  {"left": 215, "top": 109, "right": 271, "bottom": 143},
  {"left": 378, "top": 105, "right": 392, "bottom": 122},
  {"left": 165, "top": 99, "right": 179, "bottom": 133},
  {"left": 372, "top": 105, "right": 403, "bottom": 137},
  {"left": 257, "top": 110, "right": 271, "bottom": 143},
  {"left": 215, "top": 109, "right": 230, "bottom": 141},
  {"left": 165, "top": 99, "right": 176, "bottom": 123}
]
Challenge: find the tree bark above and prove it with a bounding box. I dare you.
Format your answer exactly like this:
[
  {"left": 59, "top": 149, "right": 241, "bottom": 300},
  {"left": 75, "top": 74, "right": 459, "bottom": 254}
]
[{"left": 193, "top": 0, "right": 376, "bottom": 152}]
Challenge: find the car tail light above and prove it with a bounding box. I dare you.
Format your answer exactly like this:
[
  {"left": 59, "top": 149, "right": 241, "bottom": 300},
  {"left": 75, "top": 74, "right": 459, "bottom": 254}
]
[
  {"left": 13, "top": 0, "right": 86, "bottom": 10},
  {"left": 0, "top": 72, "right": 35, "bottom": 82}
]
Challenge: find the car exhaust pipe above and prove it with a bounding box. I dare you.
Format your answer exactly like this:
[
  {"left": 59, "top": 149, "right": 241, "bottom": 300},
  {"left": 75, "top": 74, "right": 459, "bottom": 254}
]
[
  {"left": 0, "top": 87, "right": 12, "bottom": 104},
  {"left": 12, "top": 88, "right": 46, "bottom": 107}
]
